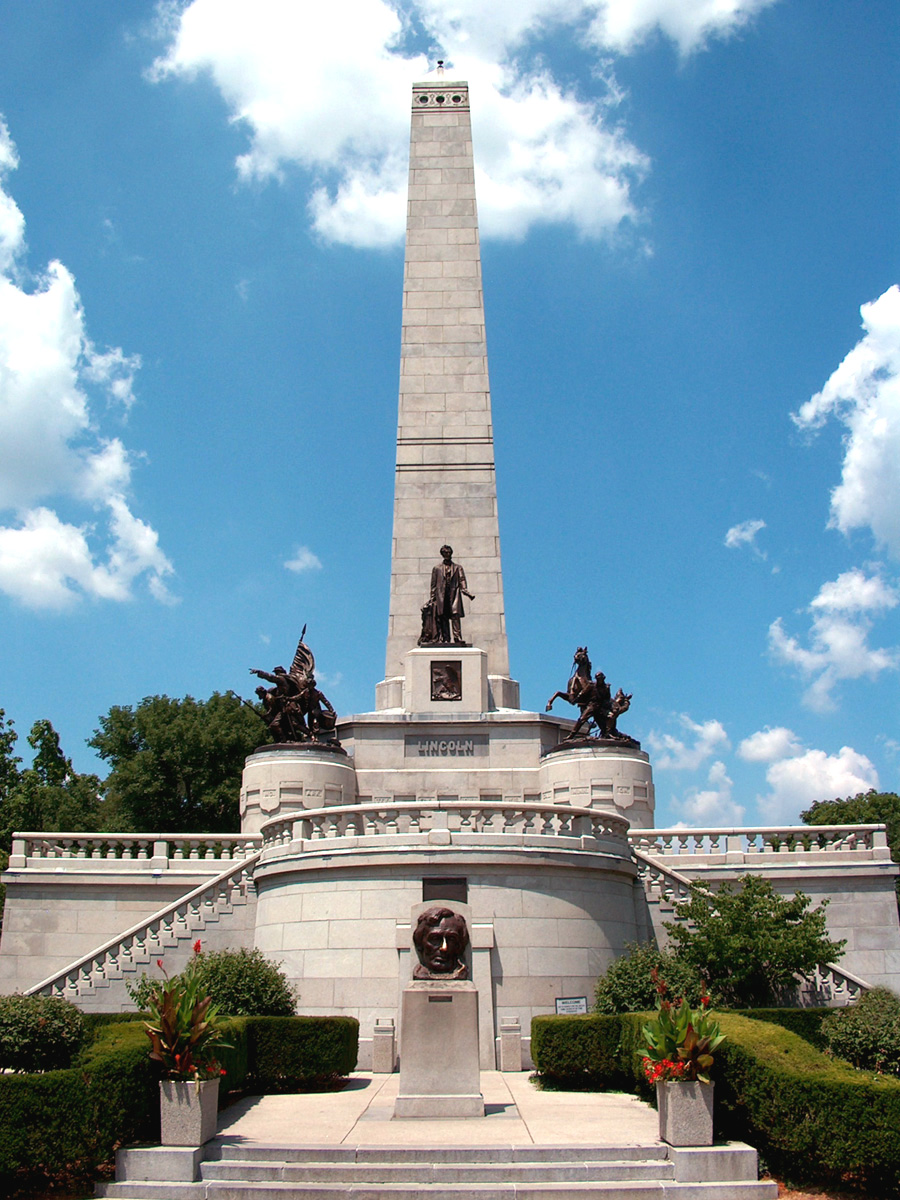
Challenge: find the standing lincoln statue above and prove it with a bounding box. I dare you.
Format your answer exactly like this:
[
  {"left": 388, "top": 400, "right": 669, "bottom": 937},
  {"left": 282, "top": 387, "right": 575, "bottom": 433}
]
[{"left": 429, "top": 545, "right": 475, "bottom": 645}]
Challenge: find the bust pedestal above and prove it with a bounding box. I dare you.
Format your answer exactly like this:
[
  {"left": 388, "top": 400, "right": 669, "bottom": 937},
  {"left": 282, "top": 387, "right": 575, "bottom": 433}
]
[{"left": 394, "top": 980, "right": 483, "bottom": 1118}]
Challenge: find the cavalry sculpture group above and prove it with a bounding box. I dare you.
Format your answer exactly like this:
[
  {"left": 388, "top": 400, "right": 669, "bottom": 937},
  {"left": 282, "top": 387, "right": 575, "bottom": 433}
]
[{"left": 546, "top": 646, "right": 635, "bottom": 744}]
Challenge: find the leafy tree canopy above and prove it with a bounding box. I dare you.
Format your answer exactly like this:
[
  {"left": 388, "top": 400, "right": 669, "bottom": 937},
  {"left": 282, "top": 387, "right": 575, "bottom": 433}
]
[
  {"left": 88, "top": 692, "right": 266, "bottom": 833},
  {"left": 665, "top": 874, "right": 846, "bottom": 1008},
  {"left": 0, "top": 716, "right": 102, "bottom": 849},
  {"left": 802, "top": 790, "right": 900, "bottom": 902}
]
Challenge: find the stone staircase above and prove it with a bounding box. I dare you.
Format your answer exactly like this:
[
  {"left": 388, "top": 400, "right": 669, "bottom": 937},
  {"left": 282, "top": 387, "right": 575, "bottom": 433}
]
[
  {"left": 99, "top": 1142, "right": 777, "bottom": 1199},
  {"left": 26, "top": 851, "right": 262, "bottom": 1009}
]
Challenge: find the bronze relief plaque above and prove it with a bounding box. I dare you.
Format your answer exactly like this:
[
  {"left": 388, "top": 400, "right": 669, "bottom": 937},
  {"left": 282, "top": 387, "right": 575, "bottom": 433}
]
[{"left": 431, "top": 660, "right": 462, "bottom": 701}]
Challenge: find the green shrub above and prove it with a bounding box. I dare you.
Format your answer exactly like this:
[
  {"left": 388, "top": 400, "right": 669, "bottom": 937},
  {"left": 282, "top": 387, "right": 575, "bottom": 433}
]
[
  {"left": 714, "top": 1013, "right": 900, "bottom": 1194},
  {"left": 248, "top": 1016, "right": 359, "bottom": 1090},
  {"left": 0, "top": 1013, "right": 358, "bottom": 1188},
  {"left": 191, "top": 947, "right": 297, "bottom": 1016},
  {"left": 594, "top": 942, "right": 706, "bottom": 1013},
  {"left": 0, "top": 1020, "right": 159, "bottom": 1184},
  {"left": 0, "top": 994, "right": 86, "bottom": 1072},
  {"left": 530, "top": 1011, "right": 900, "bottom": 1194},
  {"left": 127, "top": 947, "right": 297, "bottom": 1017},
  {"left": 820, "top": 987, "right": 900, "bottom": 1075}
]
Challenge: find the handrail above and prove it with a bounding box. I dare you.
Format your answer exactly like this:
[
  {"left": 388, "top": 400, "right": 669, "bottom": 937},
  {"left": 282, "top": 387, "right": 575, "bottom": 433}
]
[{"left": 25, "top": 848, "right": 263, "bottom": 999}]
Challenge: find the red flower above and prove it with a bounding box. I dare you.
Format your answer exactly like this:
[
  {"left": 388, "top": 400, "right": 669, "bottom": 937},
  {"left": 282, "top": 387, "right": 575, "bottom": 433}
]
[
  {"left": 193, "top": 939, "right": 203, "bottom": 954},
  {"left": 157, "top": 959, "right": 164, "bottom": 969}
]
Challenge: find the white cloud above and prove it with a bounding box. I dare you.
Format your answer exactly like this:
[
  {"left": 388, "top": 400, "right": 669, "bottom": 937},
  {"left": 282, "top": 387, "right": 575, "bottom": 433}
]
[
  {"left": 738, "top": 726, "right": 802, "bottom": 763},
  {"left": 758, "top": 745, "right": 879, "bottom": 824},
  {"left": 585, "top": 0, "right": 776, "bottom": 54},
  {"left": 646, "top": 714, "right": 730, "bottom": 770},
  {"left": 0, "top": 121, "right": 173, "bottom": 610},
  {"left": 793, "top": 285, "right": 900, "bottom": 560},
  {"left": 676, "top": 759, "right": 746, "bottom": 825},
  {"left": 769, "top": 569, "right": 899, "bottom": 711},
  {"left": 284, "top": 545, "right": 322, "bottom": 573},
  {"left": 724, "top": 518, "right": 766, "bottom": 557},
  {"left": 151, "top": 0, "right": 774, "bottom": 248}
]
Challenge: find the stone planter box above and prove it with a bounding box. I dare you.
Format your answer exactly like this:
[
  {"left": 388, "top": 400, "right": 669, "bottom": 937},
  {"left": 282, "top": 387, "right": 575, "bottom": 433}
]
[
  {"left": 159, "top": 1078, "right": 220, "bottom": 1146},
  {"left": 656, "top": 1080, "right": 714, "bottom": 1146}
]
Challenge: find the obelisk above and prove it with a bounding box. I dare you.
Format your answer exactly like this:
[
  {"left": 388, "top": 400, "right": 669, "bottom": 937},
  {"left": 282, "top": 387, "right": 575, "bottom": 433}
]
[{"left": 379, "top": 73, "right": 518, "bottom": 711}]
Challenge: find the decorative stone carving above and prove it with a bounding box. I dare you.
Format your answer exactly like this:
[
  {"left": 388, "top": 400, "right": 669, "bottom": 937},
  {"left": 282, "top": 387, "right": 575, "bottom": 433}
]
[{"left": 412, "top": 906, "right": 469, "bottom": 980}]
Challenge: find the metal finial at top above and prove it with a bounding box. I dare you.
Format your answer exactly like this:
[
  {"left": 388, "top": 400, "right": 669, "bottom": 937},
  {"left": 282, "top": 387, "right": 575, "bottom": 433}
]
[{"left": 436, "top": 60, "right": 444, "bottom": 76}]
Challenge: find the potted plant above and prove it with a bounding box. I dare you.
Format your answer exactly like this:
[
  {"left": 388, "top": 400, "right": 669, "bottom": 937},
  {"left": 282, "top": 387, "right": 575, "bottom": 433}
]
[
  {"left": 145, "top": 941, "right": 228, "bottom": 1146},
  {"left": 639, "top": 970, "right": 725, "bottom": 1147}
]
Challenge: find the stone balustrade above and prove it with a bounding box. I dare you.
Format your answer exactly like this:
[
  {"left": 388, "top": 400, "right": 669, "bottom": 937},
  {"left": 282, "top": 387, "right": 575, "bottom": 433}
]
[
  {"left": 8, "top": 832, "right": 262, "bottom": 871},
  {"left": 26, "top": 852, "right": 262, "bottom": 1001},
  {"left": 260, "top": 800, "right": 631, "bottom": 856},
  {"left": 629, "top": 824, "right": 889, "bottom": 860}
]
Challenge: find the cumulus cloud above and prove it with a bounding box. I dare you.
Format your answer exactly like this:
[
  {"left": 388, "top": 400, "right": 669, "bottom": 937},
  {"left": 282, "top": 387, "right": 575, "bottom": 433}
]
[
  {"left": 0, "top": 122, "right": 173, "bottom": 610},
  {"left": 769, "top": 569, "right": 899, "bottom": 711},
  {"left": 646, "top": 714, "right": 730, "bottom": 770},
  {"left": 738, "top": 726, "right": 802, "bottom": 763},
  {"left": 150, "top": 0, "right": 775, "bottom": 248},
  {"left": 675, "top": 759, "right": 746, "bottom": 825},
  {"left": 793, "top": 285, "right": 900, "bottom": 560},
  {"left": 284, "top": 545, "right": 322, "bottom": 573},
  {"left": 757, "top": 745, "right": 879, "bottom": 824}
]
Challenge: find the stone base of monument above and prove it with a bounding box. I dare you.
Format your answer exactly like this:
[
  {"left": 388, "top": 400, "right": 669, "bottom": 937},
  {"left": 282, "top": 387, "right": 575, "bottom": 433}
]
[{"left": 394, "top": 980, "right": 484, "bottom": 1118}]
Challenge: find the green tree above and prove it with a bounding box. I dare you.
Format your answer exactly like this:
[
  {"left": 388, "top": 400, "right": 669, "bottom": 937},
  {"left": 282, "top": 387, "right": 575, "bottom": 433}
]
[
  {"left": 88, "top": 692, "right": 266, "bottom": 832},
  {"left": 0, "top": 709, "right": 21, "bottom": 805},
  {"left": 665, "top": 875, "right": 846, "bottom": 1008},
  {"left": 802, "top": 790, "right": 900, "bottom": 904},
  {"left": 0, "top": 719, "right": 102, "bottom": 848}
]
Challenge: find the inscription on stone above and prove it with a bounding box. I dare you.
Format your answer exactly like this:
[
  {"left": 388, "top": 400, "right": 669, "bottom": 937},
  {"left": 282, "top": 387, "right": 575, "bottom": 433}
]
[{"left": 405, "top": 735, "right": 488, "bottom": 758}]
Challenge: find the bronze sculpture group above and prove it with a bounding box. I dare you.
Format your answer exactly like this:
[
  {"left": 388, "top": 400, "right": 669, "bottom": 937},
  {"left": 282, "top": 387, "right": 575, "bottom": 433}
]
[
  {"left": 248, "top": 627, "right": 338, "bottom": 745},
  {"left": 243, "top": 553, "right": 636, "bottom": 750},
  {"left": 546, "top": 646, "right": 635, "bottom": 744}
]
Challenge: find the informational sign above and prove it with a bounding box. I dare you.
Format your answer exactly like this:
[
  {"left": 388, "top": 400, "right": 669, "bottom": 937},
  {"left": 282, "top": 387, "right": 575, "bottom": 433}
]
[{"left": 555, "top": 996, "right": 588, "bottom": 1015}]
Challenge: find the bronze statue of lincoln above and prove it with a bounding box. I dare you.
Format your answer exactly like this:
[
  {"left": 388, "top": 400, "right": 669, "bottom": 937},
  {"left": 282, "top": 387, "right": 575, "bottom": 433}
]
[{"left": 429, "top": 545, "right": 475, "bottom": 645}]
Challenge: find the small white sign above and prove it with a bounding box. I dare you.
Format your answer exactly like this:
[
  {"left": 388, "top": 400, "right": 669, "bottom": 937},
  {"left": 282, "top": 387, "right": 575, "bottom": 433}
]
[{"left": 555, "top": 996, "right": 588, "bottom": 1015}]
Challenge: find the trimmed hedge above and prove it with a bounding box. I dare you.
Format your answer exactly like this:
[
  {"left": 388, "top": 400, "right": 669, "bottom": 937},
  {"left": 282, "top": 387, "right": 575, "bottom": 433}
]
[
  {"left": 737, "top": 1006, "right": 830, "bottom": 1050},
  {"left": 0, "top": 1020, "right": 158, "bottom": 1180},
  {"left": 531, "top": 1012, "right": 900, "bottom": 1195},
  {"left": 0, "top": 1013, "right": 359, "bottom": 1187},
  {"left": 247, "top": 1017, "right": 359, "bottom": 1090}
]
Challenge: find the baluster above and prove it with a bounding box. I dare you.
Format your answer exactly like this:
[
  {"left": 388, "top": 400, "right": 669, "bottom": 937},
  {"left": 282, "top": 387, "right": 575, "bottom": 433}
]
[
  {"left": 540, "top": 809, "right": 555, "bottom": 836},
  {"left": 557, "top": 810, "right": 572, "bottom": 836}
]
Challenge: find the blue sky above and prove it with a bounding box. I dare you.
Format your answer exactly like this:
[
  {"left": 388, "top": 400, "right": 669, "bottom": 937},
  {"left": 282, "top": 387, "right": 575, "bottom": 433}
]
[{"left": 0, "top": 0, "right": 897, "bottom": 828}]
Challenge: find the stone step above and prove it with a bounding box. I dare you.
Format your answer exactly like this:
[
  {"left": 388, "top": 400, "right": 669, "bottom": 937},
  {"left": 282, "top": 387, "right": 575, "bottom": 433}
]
[
  {"left": 99, "top": 1183, "right": 776, "bottom": 1200},
  {"left": 201, "top": 1159, "right": 675, "bottom": 1184},
  {"left": 207, "top": 1146, "right": 670, "bottom": 1165}
]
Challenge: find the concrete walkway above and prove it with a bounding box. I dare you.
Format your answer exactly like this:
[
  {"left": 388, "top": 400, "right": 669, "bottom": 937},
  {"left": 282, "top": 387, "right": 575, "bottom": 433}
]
[{"left": 214, "top": 1071, "right": 661, "bottom": 1149}]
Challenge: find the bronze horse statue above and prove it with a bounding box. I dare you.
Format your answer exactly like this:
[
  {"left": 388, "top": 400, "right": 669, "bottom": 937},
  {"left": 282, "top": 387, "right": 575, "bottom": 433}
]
[{"left": 546, "top": 646, "right": 593, "bottom": 712}]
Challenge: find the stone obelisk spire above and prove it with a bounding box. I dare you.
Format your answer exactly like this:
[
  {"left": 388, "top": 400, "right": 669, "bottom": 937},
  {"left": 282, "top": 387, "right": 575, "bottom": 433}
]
[{"left": 380, "top": 73, "right": 517, "bottom": 709}]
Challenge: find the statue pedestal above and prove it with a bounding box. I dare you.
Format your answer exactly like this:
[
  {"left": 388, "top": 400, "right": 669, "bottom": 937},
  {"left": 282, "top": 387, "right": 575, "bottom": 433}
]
[{"left": 394, "top": 980, "right": 483, "bottom": 1118}]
